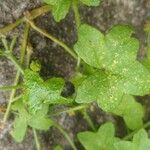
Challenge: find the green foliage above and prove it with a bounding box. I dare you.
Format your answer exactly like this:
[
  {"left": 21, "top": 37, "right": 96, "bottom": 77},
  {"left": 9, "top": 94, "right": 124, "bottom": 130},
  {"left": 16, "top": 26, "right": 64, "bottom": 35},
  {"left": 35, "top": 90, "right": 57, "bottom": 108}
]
[
  {"left": 78, "top": 122, "right": 150, "bottom": 150},
  {"left": 43, "top": 0, "right": 102, "bottom": 22},
  {"left": 23, "top": 69, "right": 72, "bottom": 113},
  {"left": 44, "top": 0, "right": 71, "bottom": 22},
  {"left": 53, "top": 145, "right": 63, "bottom": 150},
  {"left": 30, "top": 60, "right": 41, "bottom": 72},
  {"left": 78, "top": 122, "right": 119, "bottom": 150},
  {"left": 11, "top": 100, "right": 53, "bottom": 142},
  {"left": 74, "top": 24, "right": 150, "bottom": 111},
  {"left": 11, "top": 115, "right": 28, "bottom": 142},
  {"left": 114, "top": 129, "right": 150, "bottom": 150},
  {"left": 75, "top": 71, "right": 123, "bottom": 112},
  {"left": 113, "top": 95, "right": 144, "bottom": 130}
]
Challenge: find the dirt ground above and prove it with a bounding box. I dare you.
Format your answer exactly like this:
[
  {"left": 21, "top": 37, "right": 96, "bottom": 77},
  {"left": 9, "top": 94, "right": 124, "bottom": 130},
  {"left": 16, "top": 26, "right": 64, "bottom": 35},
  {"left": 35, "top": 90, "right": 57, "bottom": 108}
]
[{"left": 0, "top": 0, "right": 150, "bottom": 149}]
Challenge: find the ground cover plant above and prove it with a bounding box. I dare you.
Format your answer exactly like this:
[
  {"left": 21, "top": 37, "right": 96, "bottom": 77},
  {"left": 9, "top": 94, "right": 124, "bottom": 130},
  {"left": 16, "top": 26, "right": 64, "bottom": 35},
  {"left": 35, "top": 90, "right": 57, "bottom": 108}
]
[{"left": 0, "top": 0, "right": 150, "bottom": 149}]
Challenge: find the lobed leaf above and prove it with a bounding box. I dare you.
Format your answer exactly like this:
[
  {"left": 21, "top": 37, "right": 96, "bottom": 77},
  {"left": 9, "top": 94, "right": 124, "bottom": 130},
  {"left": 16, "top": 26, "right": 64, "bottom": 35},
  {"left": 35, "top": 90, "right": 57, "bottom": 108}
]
[
  {"left": 115, "top": 129, "right": 150, "bottom": 150},
  {"left": 23, "top": 70, "right": 72, "bottom": 113},
  {"left": 78, "top": 122, "right": 118, "bottom": 150},
  {"left": 74, "top": 24, "right": 150, "bottom": 111}
]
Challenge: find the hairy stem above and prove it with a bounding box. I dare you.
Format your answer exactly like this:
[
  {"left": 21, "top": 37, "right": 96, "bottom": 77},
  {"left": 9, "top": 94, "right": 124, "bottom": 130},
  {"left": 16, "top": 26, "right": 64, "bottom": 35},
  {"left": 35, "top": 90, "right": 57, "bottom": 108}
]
[
  {"left": 0, "top": 5, "right": 51, "bottom": 34},
  {"left": 82, "top": 109, "right": 96, "bottom": 131},
  {"left": 53, "top": 121, "right": 77, "bottom": 150},
  {"left": 51, "top": 104, "right": 88, "bottom": 116},
  {"left": 3, "top": 72, "right": 20, "bottom": 123},
  {"left": 72, "top": 0, "right": 81, "bottom": 30},
  {"left": 3, "top": 23, "right": 30, "bottom": 123},
  {"left": 123, "top": 121, "right": 150, "bottom": 140},
  {"left": 7, "top": 54, "right": 24, "bottom": 74},
  {"left": 72, "top": 0, "right": 81, "bottom": 70},
  {"left": 26, "top": 19, "right": 78, "bottom": 60},
  {"left": 0, "top": 84, "right": 23, "bottom": 91},
  {"left": 33, "top": 129, "right": 41, "bottom": 150}
]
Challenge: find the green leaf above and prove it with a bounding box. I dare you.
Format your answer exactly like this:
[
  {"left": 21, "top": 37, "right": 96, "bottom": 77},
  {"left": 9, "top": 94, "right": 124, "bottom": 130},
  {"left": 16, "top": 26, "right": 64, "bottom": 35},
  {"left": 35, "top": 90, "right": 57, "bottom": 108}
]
[
  {"left": 78, "top": 122, "right": 118, "bottom": 150},
  {"left": 28, "top": 116, "right": 53, "bottom": 130},
  {"left": 80, "top": 0, "right": 101, "bottom": 6},
  {"left": 74, "top": 24, "right": 139, "bottom": 70},
  {"left": 44, "top": 0, "right": 71, "bottom": 22},
  {"left": 23, "top": 70, "right": 72, "bottom": 113},
  {"left": 74, "top": 24, "right": 150, "bottom": 100},
  {"left": 142, "top": 59, "right": 150, "bottom": 72},
  {"left": 117, "top": 62, "right": 150, "bottom": 96},
  {"left": 30, "top": 60, "right": 41, "bottom": 72},
  {"left": 74, "top": 24, "right": 105, "bottom": 68},
  {"left": 53, "top": 145, "right": 63, "bottom": 150},
  {"left": 113, "top": 95, "right": 144, "bottom": 130},
  {"left": 11, "top": 116, "right": 28, "bottom": 143},
  {"left": 75, "top": 71, "right": 123, "bottom": 112},
  {"left": 115, "top": 129, "right": 150, "bottom": 150},
  {"left": 114, "top": 141, "right": 136, "bottom": 150}
]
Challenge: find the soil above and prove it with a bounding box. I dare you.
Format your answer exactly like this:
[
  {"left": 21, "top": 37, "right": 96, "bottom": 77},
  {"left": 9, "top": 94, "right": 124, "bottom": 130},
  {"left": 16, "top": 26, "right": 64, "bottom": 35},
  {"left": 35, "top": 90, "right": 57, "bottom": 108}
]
[{"left": 0, "top": 0, "right": 150, "bottom": 150}]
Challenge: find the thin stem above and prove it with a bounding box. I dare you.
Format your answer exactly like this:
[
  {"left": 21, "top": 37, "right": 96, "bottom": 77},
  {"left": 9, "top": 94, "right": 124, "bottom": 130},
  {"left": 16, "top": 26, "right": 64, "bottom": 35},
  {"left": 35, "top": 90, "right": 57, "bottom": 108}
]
[
  {"left": 26, "top": 19, "right": 78, "bottom": 60},
  {"left": 0, "top": 84, "right": 23, "bottom": 91},
  {"left": 53, "top": 121, "right": 77, "bottom": 150},
  {"left": 0, "top": 5, "right": 51, "bottom": 34},
  {"left": 33, "top": 128, "right": 41, "bottom": 150},
  {"left": 12, "top": 94, "right": 23, "bottom": 103},
  {"left": 7, "top": 54, "right": 24, "bottom": 74},
  {"left": 20, "top": 22, "right": 30, "bottom": 63},
  {"left": 3, "top": 23, "right": 30, "bottom": 123},
  {"left": 1, "top": 36, "right": 9, "bottom": 50},
  {"left": 3, "top": 72, "right": 20, "bottom": 123},
  {"left": 51, "top": 104, "right": 88, "bottom": 116},
  {"left": 82, "top": 109, "right": 96, "bottom": 131},
  {"left": 123, "top": 121, "right": 150, "bottom": 140},
  {"left": 10, "top": 35, "right": 18, "bottom": 52},
  {"left": 72, "top": 0, "right": 81, "bottom": 30},
  {"left": 26, "top": 43, "right": 33, "bottom": 68},
  {"left": 72, "top": 0, "right": 81, "bottom": 70}
]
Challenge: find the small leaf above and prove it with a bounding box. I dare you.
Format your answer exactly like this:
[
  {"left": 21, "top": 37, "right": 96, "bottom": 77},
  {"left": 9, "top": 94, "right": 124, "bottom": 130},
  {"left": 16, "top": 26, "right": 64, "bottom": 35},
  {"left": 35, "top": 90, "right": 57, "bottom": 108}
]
[
  {"left": 23, "top": 70, "right": 71, "bottom": 113},
  {"left": 30, "top": 60, "right": 41, "bottom": 72},
  {"left": 78, "top": 122, "right": 118, "bottom": 150},
  {"left": 53, "top": 145, "right": 63, "bottom": 150},
  {"left": 11, "top": 116, "right": 27, "bottom": 143},
  {"left": 44, "top": 0, "right": 71, "bottom": 22},
  {"left": 80, "top": 0, "right": 102, "bottom": 6},
  {"left": 28, "top": 117, "right": 53, "bottom": 130}
]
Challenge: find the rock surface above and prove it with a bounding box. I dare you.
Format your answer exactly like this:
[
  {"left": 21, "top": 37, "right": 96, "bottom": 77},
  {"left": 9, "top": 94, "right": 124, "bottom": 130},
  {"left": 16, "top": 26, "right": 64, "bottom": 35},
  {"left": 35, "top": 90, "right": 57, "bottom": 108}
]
[{"left": 0, "top": 0, "right": 150, "bottom": 149}]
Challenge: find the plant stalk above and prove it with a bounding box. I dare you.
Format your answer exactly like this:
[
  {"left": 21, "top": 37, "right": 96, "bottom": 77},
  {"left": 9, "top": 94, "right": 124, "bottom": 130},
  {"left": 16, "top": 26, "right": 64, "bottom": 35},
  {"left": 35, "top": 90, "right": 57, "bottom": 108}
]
[
  {"left": 26, "top": 19, "right": 78, "bottom": 60},
  {"left": 2, "top": 23, "right": 30, "bottom": 123},
  {"left": 0, "top": 84, "right": 23, "bottom": 91},
  {"left": 72, "top": 0, "right": 81, "bottom": 30},
  {"left": 33, "top": 129, "right": 41, "bottom": 150},
  {"left": 82, "top": 109, "right": 96, "bottom": 131},
  {"left": 51, "top": 104, "right": 88, "bottom": 116},
  {"left": 123, "top": 121, "right": 150, "bottom": 140},
  {"left": 0, "top": 5, "right": 51, "bottom": 34},
  {"left": 53, "top": 121, "right": 77, "bottom": 150},
  {"left": 7, "top": 54, "right": 24, "bottom": 74}
]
